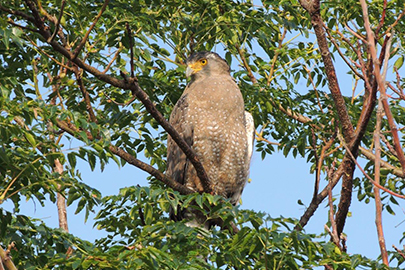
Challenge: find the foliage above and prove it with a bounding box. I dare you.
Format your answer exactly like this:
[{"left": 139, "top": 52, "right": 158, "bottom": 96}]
[
  {"left": 1, "top": 0, "right": 405, "bottom": 268},
  {"left": 0, "top": 187, "right": 390, "bottom": 269}
]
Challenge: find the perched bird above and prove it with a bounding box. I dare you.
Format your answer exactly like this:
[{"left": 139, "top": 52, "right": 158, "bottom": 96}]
[{"left": 167, "top": 51, "right": 254, "bottom": 225}]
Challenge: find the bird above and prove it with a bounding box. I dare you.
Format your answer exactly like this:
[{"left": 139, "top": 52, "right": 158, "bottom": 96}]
[{"left": 166, "top": 51, "right": 254, "bottom": 226}]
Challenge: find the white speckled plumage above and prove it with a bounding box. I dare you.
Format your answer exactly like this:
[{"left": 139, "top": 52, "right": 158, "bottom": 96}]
[{"left": 167, "top": 51, "right": 254, "bottom": 222}]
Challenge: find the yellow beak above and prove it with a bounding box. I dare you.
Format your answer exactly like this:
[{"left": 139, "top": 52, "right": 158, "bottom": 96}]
[{"left": 186, "top": 62, "right": 203, "bottom": 78}]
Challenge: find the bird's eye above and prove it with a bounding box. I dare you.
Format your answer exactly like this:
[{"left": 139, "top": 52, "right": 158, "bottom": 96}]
[{"left": 200, "top": 59, "right": 207, "bottom": 65}]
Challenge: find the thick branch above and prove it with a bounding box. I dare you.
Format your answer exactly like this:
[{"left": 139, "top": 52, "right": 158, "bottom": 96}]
[
  {"left": 299, "top": 0, "right": 354, "bottom": 141},
  {"left": 295, "top": 157, "right": 346, "bottom": 230},
  {"left": 299, "top": 0, "right": 356, "bottom": 238}
]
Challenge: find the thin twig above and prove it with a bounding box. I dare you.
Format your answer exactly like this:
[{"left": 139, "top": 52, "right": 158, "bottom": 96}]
[
  {"left": 7, "top": 18, "right": 39, "bottom": 33},
  {"left": 380, "top": 6, "right": 405, "bottom": 38},
  {"left": 0, "top": 4, "right": 35, "bottom": 23},
  {"left": 375, "top": 0, "right": 387, "bottom": 37},
  {"left": 72, "top": 0, "right": 110, "bottom": 59},
  {"left": 323, "top": 22, "right": 364, "bottom": 80},
  {"left": 102, "top": 48, "right": 122, "bottom": 74},
  {"left": 267, "top": 27, "right": 287, "bottom": 86},
  {"left": 314, "top": 134, "right": 336, "bottom": 201},
  {"left": 372, "top": 29, "right": 392, "bottom": 266},
  {"left": 236, "top": 44, "right": 257, "bottom": 84},
  {"left": 326, "top": 164, "right": 341, "bottom": 250},
  {"left": 340, "top": 134, "right": 405, "bottom": 199},
  {"left": 73, "top": 66, "right": 97, "bottom": 122},
  {"left": 393, "top": 245, "right": 405, "bottom": 260},
  {"left": 49, "top": 0, "right": 66, "bottom": 42},
  {"left": 344, "top": 23, "right": 367, "bottom": 43},
  {"left": 126, "top": 23, "right": 135, "bottom": 78}
]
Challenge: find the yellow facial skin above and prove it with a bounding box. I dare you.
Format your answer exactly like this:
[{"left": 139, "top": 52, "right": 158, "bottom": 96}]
[{"left": 186, "top": 58, "right": 208, "bottom": 78}]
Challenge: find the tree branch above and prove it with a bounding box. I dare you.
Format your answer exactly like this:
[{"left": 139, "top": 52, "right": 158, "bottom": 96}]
[
  {"left": 0, "top": 245, "right": 17, "bottom": 270},
  {"left": 267, "top": 27, "right": 287, "bottom": 86},
  {"left": 73, "top": 66, "right": 97, "bottom": 122},
  {"left": 0, "top": 4, "right": 35, "bottom": 23},
  {"left": 54, "top": 158, "right": 69, "bottom": 232},
  {"left": 126, "top": 22, "right": 135, "bottom": 78},
  {"left": 341, "top": 134, "right": 405, "bottom": 200},
  {"left": 55, "top": 120, "right": 194, "bottom": 195},
  {"left": 23, "top": 1, "right": 212, "bottom": 193},
  {"left": 49, "top": 0, "right": 66, "bottom": 42},
  {"left": 72, "top": 0, "right": 110, "bottom": 59},
  {"left": 299, "top": 0, "right": 357, "bottom": 238},
  {"left": 373, "top": 96, "right": 389, "bottom": 266}
]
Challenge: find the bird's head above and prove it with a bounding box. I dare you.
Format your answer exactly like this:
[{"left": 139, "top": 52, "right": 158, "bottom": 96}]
[{"left": 185, "top": 51, "right": 230, "bottom": 79}]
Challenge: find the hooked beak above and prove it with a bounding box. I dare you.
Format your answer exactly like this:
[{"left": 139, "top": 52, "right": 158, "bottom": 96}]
[{"left": 186, "top": 63, "right": 202, "bottom": 78}]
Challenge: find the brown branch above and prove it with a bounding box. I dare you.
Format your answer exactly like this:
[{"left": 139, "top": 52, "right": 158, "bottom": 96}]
[
  {"left": 7, "top": 18, "right": 39, "bottom": 33},
  {"left": 55, "top": 120, "right": 195, "bottom": 195},
  {"left": 236, "top": 44, "right": 257, "bottom": 84},
  {"left": 373, "top": 96, "right": 389, "bottom": 266},
  {"left": 341, "top": 135, "right": 405, "bottom": 199},
  {"left": 380, "top": 6, "right": 405, "bottom": 39},
  {"left": 380, "top": 133, "right": 398, "bottom": 157},
  {"left": 388, "top": 82, "right": 405, "bottom": 100},
  {"left": 373, "top": 34, "right": 391, "bottom": 266},
  {"left": 126, "top": 23, "right": 135, "bottom": 78},
  {"left": 323, "top": 23, "right": 364, "bottom": 80},
  {"left": 23, "top": 1, "right": 212, "bottom": 193},
  {"left": 72, "top": 0, "right": 110, "bottom": 59},
  {"left": 73, "top": 66, "right": 97, "bottom": 122},
  {"left": 393, "top": 245, "right": 405, "bottom": 261},
  {"left": 267, "top": 27, "right": 287, "bottom": 86},
  {"left": 360, "top": 0, "right": 405, "bottom": 173},
  {"left": 311, "top": 130, "right": 320, "bottom": 198},
  {"left": 295, "top": 156, "right": 347, "bottom": 231},
  {"left": 299, "top": 0, "right": 354, "bottom": 140},
  {"left": 359, "top": 146, "right": 405, "bottom": 178},
  {"left": 54, "top": 158, "right": 69, "bottom": 232},
  {"left": 0, "top": 4, "right": 35, "bottom": 23},
  {"left": 299, "top": 0, "right": 357, "bottom": 239},
  {"left": 49, "top": 0, "right": 66, "bottom": 42},
  {"left": 326, "top": 168, "right": 341, "bottom": 250},
  {"left": 314, "top": 134, "right": 336, "bottom": 201},
  {"left": 375, "top": 0, "right": 387, "bottom": 37},
  {"left": 102, "top": 48, "right": 122, "bottom": 74},
  {"left": 0, "top": 245, "right": 17, "bottom": 270},
  {"left": 344, "top": 23, "right": 367, "bottom": 44}
]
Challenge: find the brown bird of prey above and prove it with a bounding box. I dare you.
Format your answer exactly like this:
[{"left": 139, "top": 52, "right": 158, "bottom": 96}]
[{"left": 167, "top": 51, "right": 254, "bottom": 224}]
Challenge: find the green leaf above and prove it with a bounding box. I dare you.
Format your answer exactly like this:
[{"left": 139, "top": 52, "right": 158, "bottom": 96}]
[
  {"left": 394, "top": 55, "right": 404, "bottom": 70},
  {"left": 144, "top": 203, "right": 153, "bottom": 225},
  {"left": 24, "top": 132, "right": 36, "bottom": 148}
]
